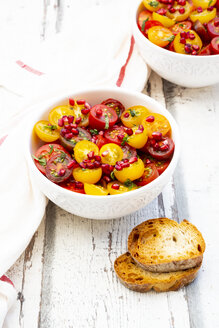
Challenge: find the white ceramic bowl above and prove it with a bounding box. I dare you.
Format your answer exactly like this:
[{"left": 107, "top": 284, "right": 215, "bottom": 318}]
[
  {"left": 133, "top": 1, "right": 219, "bottom": 88},
  {"left": 26, "top": 87, "right": 180, "bottom": 220}
]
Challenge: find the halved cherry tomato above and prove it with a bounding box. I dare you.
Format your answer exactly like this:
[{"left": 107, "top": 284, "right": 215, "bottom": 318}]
[
  {"left": 59, "top": 127, "right": 91, "bottom": 151},
  {"left": 145, "top": 137, "right": 175, "bottom": 160},
  {"left": 143, "top": 0, "right": 164, "bottom": 12},
  {"left": 84, "top": 183, "right": 108, "bottom": 196},
  {"left": 100, "top": 143, "right": 123, "bottom": 165},
  {"left": 210, "top": 36, "right": 219, "bottom": 53},
  {"left": 192, "top": 0, "right": 217, "bottom": 9},
  {"left": 34, "top": 120, "right": 59, "bottom": 142},
  {"left": 101, "top": 98, "right": 125, "bottom": 119},
  {"left": 114, "top": 158, "right": 145, "bottom": 182},
  {"left": 33, "top": 143, "right": 67, "bottom": 175},
  {"left": 136, "top": 163, "right": 159, "bottom": 186},
  {"left": 73, "top": 167, "right": 102, "bottom": 184},
  {"left": 107, "top": 181, "right": 138, "bottom": 195},
  {"left": 167, "top": 1, "right": 192, "bottom": 21},
  {"left": 46, "top": 152, "right": 73, "bottom": 183},
  {"left": 121, "top": 144, "right": 137, "bottom": 160},
  {"left": 198, "top": 43, "right": 212, "bottom": 55},
  {"left": 104, "top": 125, "right": 125, "bottom": 145},
  {"left": 138, "top": 10, "right": 153, "bottom": 32},
  {"left": 143, "top": 20, "right": 163, "bottom": 35},
  {"left": 140, "top": 153, "right": 170, "bottom": 174},
  {"left": 59, "top": 177, "right": 85, "bottom": 194},
  {"left": 193, "top": 20, "right": 210, "bottom": 42},
  {"left": 95, "top": 134, "right": 108, "bottom": 149},
  {"left": 173, "top": 29, "right": 202, "bottom": 54},
  {"left": 207, "top": 17, "right": 219, "bottom": 38},
  {"left": 166, "top": 40, "right": 175, "bottom": 51},
  {"left": 74, "top": 140, "right": 99, "bottom": 163},
  {"left": 171, "top": 21, "right": 192, "bottom": 35},
  {"left": 143, "top": 113, "right": 171, "bottom": 137},
  {"left": 89, "top": 105, "right": 118, "bottom": 130},
  {"left": 69, "top": 102, "right": 90, "bottom": 127},
  {"left": 48, "top": 105, "right": 73, "bottom": 128},
  {"left": 127, "top": 125, "right": 148, "bottom": 149},
  {"left": 190, "top": 8, "right": 216, "bottom": 24},
  {"left": 152, "top": 12, "right": 175, "bottom": 28},
  {"left": 148, "top": 26, "right": 174, "bottom": 47},
  {"left": 121, "top": 105, "right": 151, "bottom": 128}
]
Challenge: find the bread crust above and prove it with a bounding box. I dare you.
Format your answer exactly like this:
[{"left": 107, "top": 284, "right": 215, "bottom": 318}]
[
  {"left": 128, "top": 218, "right": 205, "bottom": 273},
  {"left": 114, "top": 252, "right": 200, "bottom": 293}
]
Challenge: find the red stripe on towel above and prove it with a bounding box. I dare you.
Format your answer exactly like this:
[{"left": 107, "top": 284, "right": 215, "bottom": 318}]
[
  {"left": 0, "top": 135, "right": 7, "bottom": 146},
  {"left": 16, "top": 60, "right": 44, "bottom": 76},
  {"left": 116, "top": 36, "right": 135, "bottom": 87}
]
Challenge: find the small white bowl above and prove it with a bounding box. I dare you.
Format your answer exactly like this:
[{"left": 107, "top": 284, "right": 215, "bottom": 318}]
[
  {"left": 133, "top": 1, "right": 219, "bottom": 88},
  {"left": 26, "top": 87, "right": 180, "bottom": 220}
]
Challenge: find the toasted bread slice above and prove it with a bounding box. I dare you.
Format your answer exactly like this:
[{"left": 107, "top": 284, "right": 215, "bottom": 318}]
[
  {"left": 114, "top": 252, "right": 200, "bottom": 292},
  {"left": 128, "top": 218, "right": 205, "bottom": 272}
]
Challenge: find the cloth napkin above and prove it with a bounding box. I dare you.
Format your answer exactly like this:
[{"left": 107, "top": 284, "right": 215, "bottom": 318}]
[{"left": 0, "top": 0, "right": 149, "bottom": 325}]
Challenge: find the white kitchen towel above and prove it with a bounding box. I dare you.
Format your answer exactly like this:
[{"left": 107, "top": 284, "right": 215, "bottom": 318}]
[
  {"left": 0, "top": 277, "right": 17, "bottom": 328},
  {"left": 0, "top": 0, "right": 149, "bottom": 326}
]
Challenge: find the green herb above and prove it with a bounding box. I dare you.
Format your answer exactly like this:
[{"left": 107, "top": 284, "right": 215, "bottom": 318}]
[
  {"left": 104, "top": 114, "right": 109, "bottom": 129},
  {"left": 56, "top": 151, "right": 66, "bottom": 163},
  {"left": 124, "top": 179, "right": 135, "bottom": 191},
  {"left": 45, "top": 124, "right": 57, "bottom": 131},
  {"left": 110, "top": 171, "right": 115, "bottom": 180},
  {"left": 90, "top": 129, "right": 99, "bottom": 135},
  {"left": 82, "top": 168, "right": 86, "bottom": 171},
  {"left": 121, "top": 135, "right": 129, "bottom": 146},
  {"left": 148, "top": 1, "right": 159, "bottom": 7},
  {"left": 163, "top": 35, "right": 175, "bottom": 42},
  {"left": 178, "top": 23, "right": 184, "bottom": 27},
  {"left": 32, "top": 155, "right": 47, "bottom": 166},
  {"left": 208, "top": 0, "right": 213, "bottom": 6},
  {"left": 129, "top": 109, "right": 137, "bottom": 117},
  {"left": 141, "top": 18, "right": 149, "bottom": 31},
  {"left": 48, "top": 144, "right": 54, "bottom": 155}
]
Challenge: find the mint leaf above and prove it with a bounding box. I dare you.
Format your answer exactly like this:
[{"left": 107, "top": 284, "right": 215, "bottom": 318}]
[
  {"left": 32, "top": 155, "right": 47, "bottom": 166},
  {"left": 148, "top": 1, "right": 159, "bottom": 7},
  {"left": 90, "top": 129, "right": 99, "bottom": 135},
  {"left": 104, "top": 114, "right": 109, "bottom": 129},
  {"left": 163, "top": 35, "right": 175, "bottom": 42},
  {"left": 208, "top": 0, "right": 213, "bottom": 6},
  {"left": 129, "top": 109, "right": 137, "bottom": 117},
  {"left": 141, "top": 18, "right": 149, "bottom": 32},
  {"left": 121, "top": 135, "right": 129, "bottom": 146},
  {"left": 124, "top": 179, "right": 135, "bottom": 191},
  {"left": 48, "top": 144, "right": 54, "bottom": 155},
  {"left": 110, "top": 171, "right": 115, "bottom": 180}
]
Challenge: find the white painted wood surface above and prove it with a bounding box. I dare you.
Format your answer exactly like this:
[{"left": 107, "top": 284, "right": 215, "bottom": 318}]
[{"left": 1, "top": 0, "right": 219, "bottom": 327}]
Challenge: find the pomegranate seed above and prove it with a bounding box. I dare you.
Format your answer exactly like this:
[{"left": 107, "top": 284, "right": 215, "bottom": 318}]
[
  {"left": 115, "top": 164, "right": 122, "bottom": 171},
  {"left": 61, "top": 128, "right": 67, "bottom": 135},
  {"left": 185, "top": 44, "right": 192, "bottom": 53},
  {"left": 129, "top": 157, "right": 138, "bottom": 164},
  {"left": 123, "top": 159, "right": 129, "bottom": 163},
  {"left": 150, "top": 139, "right": 156, "bottom": 146},
  {"left": 102, "top": 163, "right": 110, "bottom": 170},
  {"left": 167, "top": 4, "right": 172, "bottom": 9},
  {"left": 75, "top": 181, "right": 84, "bottom": 189},
  {"left": 146, "top": 159, "right": 151, "bottom": 164},
  {"left": 59, "top": 169, "right": 66, "bottom": 176},
  {"left": 72, "top": 128, "right": 79, "bottom": 135},
  {"left": 125, "top": 128, "right": 133, "bottom": 136},
  {"left": 91, "top": 137, "right": 97, "bottom": 143},
  {"left": 157, "top": 8, "right": 167, "bottom": 15},
  {"left": 169, "top": 7, "right": 176, "bottom": 13},
  {"left": 146, "top": 115, "right": 155, "bottom": 122},
  {"left": 135, "top": 129, "right": 143, "bottom": 134},
  {"left": 117, "top": 134, "right": 125, "bottom": 141},
  {"left": 124, "top": 112, "right": 130, "bottom": 118},
  {"left": 77, "top": 99, "right": 86, "bottom": 105},
  {"left": 75, "top": 117, "right": 82, "bottom": 124},
  {"left": 65, "top": 133, "right": 73, "bottom": 139},
  {"left": 86, "top": 162, "right": 95, "bottom": 169},
  {"left": 94, "top": 155, "right": 101, "bottom": 161},
  {"left": 94, "top": 161, "right": 101, "bottom": 168},
  {"left": 122, "top": 162, "right": 130, "bottom": 168},
  {"left": 87, "top": 151, "right": 95, "bottom": 159},
  {"left": 154, "top": 143, "right": 160, "bottom": 150},
  {"left": 67, "top": 160, "right": 77, "bottom": 169},
  {"left": 85, "top": 102, "right": 91, "bottom": 109},
  {"left": 99, "top": 131, "right": 104, "bottom": 136},
  {"left": 152, "top": 132, "right": 163, "bottom": 140},
  {"left": 81, "top": 108, "right": 90, "bottom": 115},
  {"left": 101, "top": 151, "right": 109, "bottom": 157},
  {"left": 139, "top": 125, "right": 144, "bottom": 131},
  {"left": 179, "top": 7, "right": 185, "bottom": 13},
  {"left": 80, "top": 162, "right": 87, "bottom": 169},
  {"left": 68, "top": 115, "right": 74, "bottom": 123},
  {"left": 65, "top": 124, "right": 71, "bottom": 131},
  {"left": 214, "top": 20, "right": 219, "bottom": 27},
  {"left": 192, "top": 44, "right": 200, "bottom": 51},
  {"left": 180, "top": 31, "right": 187, "bottom": 38},
  {"left": 58, "top": 118, "right": 64, "bottom": 127},
  {"left": 197, "top": 6, "right": 203, "bottom": 12},
  {"left": 168, "top": 0, "right": 174, "bottom": 4},
  {"left": 111, "top": 183, "right": 120, "bottom": 190},
  {"left": 96, "top": 108, "right": 103, "bottom": 116},
  {"left": 63, "top": 116, "right": 69, "bottom": 124},
  {"left": 71, "top": 123, "right": 78, "bottom": 128},
  {"left": 83, "top": 159, "right": 89, "bottom": 163},
  {"left": 180, "top": 38, "right": 186, "bottom": 44},
  {"left": 103, "top": 176, "right": 111, "bottom": 183},
  {"left": 108, "top": 165, "right": 114, "bottom": 172},
  {"left": 178, "top": 0, "right": 186, "bottom": 5},
  {"left": 160, "top": 144, "right": 169, "bottom": 151},
  {"left": 207, "top": 5, "right": 214, "bottom": 10},
  {"left": 69, "top": 98, "right": 75, "bottom": 106},
  {"left": 191, "top": 50, "right": 197, "bottom": 55},
  {"left": 189, "top": 33, "right": 195, "bottom": 40}
]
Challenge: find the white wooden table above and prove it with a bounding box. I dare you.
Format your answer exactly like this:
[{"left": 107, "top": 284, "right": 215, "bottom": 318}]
[{"left": 1, "top": 0, "right": 219, "bottom": 327}]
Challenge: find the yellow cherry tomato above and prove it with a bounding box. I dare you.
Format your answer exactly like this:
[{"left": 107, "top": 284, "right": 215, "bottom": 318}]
[
  {"left": 192, "top": 0, "right": 216, "bottom": 9},
  {"left": 127, "top": 125, "right": 148, "bottom": 149},
  {"left": 148, "top": 26, "right": 174, "bottom": 47},
  {"left": 70, "top": 102, "right": 89, "bottom": 127},
  {"left": 114, "top": 159, "right": 145, "bottom": 183},
  {"left": 121, "top": 106, "right": 151, "bottom": 128},
  {"left": 48, "top": 105, "right": 73, "bottom": 128},
  {"left": 34, "top": 120, "right": 59, "bottom": 142},
  {"left": 74, "top": 140, "right": 99, "bottom": 164},
  {"left": 190, "top": 8, "right": 216, "bottom": 24},
  {"left": 84, "top": 183, "right": 108, "bottom": 196},
  {"left": 152, "top": 12, "right": 175, "bottom": 27},
  {"left": 100, "top": 143, "right": 123, "bottom": 166},
  {"left": 143, "top": 113, "right": 171, "bottom": 137},
  {"left": 107, "top": 181, "right": 138, "bottom": 195},
  {"left": 166, "top": 1, "right": 191, "bottom": 21},
  {"left": 73, "top": 167, "right": 102, "bottom": 184},
  {"left": 173, "top": 29, "right": 202, "bottom": 54},
  {"left": 143, "top": 0, "right": 163, "bottom": 12}
]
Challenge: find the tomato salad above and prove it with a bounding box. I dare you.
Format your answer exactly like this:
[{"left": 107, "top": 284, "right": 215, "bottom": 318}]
[
  {"left": 138, "top": 0, "right": 219, "bottom": 55},
  {"left": 33, "top": 98, "right": 175, "bottom": 196}
]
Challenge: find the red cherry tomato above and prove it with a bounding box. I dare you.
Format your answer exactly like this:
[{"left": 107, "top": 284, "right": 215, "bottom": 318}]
[
  {"left": 101, "top": 98, "right": 125, "bottom": 119},
  {"left": 104, "top": 125, "right": 125, "bottom": 145},
  {"left": 45, "top": 152, "right": 73, "bottom": 184},
  {"left": 143, "top": 20, "right": 163, "bottom": 35},
  {"left": 210, "top": 36, "right": 219, "bottom": 54},
  {"left": 60, "top": 127, "right": 91, "bottom": 151},
  {"left": 145, "top": 137, "right": 175, "bottom": 160},
  {"left": 135, "top": 163, "right": 159, "bottom": 186},
  {"left": 193, "top": 20, "right": 210, "bottom": 43},
  {"left": 140, "top": 153, "right": 170, "bottom": 175},
  {"left": 171, "top": 21, "right": 192, "bottom": 35},
  {"left": 166, "top": 41, "right": 175, "bottom": 51},
  {"left": 198, "top": 43, "right": 212, "bottom": 55},
  {"left": 33, "top": 143, "right": 68, "bottom": 175},
  {"left": 138, "top": 10, "right": 152, "bottom": 31},
  {"left": 89, "top": 104, "right": 118, "bottom": 130},
  {"left": 59, "top": 177, "right": 85, "bottom": 194},
  {"left": 207, "top": 17, "right": 219, "bottom": 39},
  {"left": 95, "top": 134, "right": 108, "bottom": 149},
  {"left": 121, "top": 144, "right": 137, "bottom": 160}
]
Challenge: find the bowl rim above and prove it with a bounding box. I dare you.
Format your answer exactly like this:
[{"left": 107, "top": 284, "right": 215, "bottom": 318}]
[
  {"left": 26, "top": 86, "right": 180, "bottom": 201},
  {"left": 133, "top": 0, "right": 219, "bottom": 60}
]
